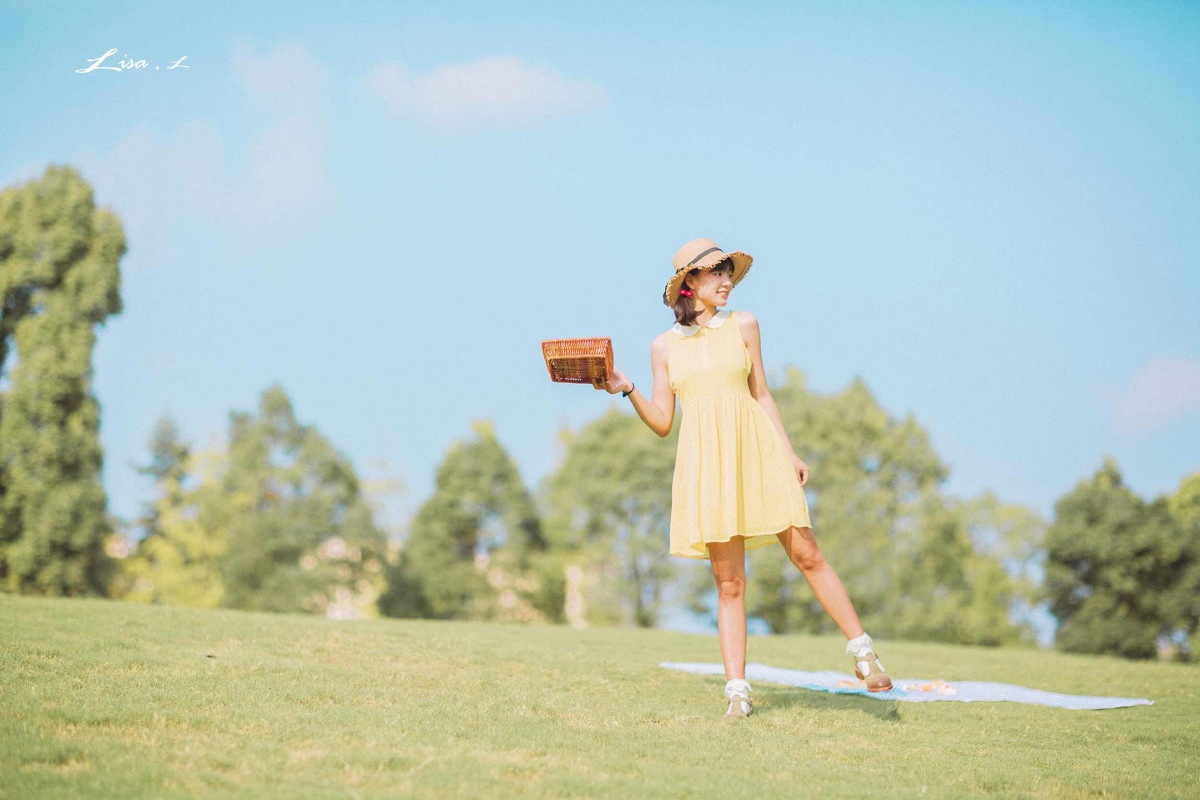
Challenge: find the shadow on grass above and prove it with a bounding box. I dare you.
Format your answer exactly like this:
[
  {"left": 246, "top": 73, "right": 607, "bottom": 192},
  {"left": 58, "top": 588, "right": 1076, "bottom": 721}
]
[{"left": 763, "top": 687, "right": 902, "bottom": 722}]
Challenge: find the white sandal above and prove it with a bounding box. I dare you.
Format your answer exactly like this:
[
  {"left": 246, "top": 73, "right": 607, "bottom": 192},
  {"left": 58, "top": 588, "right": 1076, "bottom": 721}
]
[{"left": 724, "top": 679, "right": 753, "bottom": 717}]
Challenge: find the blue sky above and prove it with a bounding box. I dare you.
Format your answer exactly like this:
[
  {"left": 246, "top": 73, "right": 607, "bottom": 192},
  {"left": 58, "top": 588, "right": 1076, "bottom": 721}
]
[{"left": 2, "top": 1, "right": 1198, "bottom": 552}]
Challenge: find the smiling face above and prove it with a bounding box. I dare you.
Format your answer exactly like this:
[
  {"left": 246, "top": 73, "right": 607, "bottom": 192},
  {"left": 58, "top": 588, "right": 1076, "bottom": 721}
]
[{"left": 684, "top": 260, "right": 735, "bottom": 308}]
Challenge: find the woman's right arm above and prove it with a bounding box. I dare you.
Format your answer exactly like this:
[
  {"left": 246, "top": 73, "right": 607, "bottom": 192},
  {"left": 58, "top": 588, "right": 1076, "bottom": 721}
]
[{"left": 594, "top": 333, "right": 676, "bottom": 437}]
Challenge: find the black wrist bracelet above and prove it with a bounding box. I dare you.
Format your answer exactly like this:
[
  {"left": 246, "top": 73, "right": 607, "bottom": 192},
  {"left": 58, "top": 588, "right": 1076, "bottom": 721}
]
[{"left": 621, "top": 382, "right": 635, "bottom": 398}]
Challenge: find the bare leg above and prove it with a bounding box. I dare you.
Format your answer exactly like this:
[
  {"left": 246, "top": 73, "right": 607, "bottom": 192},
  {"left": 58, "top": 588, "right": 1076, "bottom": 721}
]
[
  {"left": 777, "top": 526, "right": 865, "bottom": 639},
  {"left": 707, "top": 537, "right": 747, "bottom": 681}
]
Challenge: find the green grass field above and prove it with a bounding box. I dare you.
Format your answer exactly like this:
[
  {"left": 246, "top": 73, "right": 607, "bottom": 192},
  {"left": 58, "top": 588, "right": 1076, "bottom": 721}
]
[{"left": 2, "top": 595, "right": 1195, "bottom": 799}]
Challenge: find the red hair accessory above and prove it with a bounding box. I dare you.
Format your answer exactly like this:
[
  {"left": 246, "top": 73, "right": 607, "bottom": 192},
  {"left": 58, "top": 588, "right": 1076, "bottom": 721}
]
[{"left": 679, "top": 288, "right": 693, "bottom": 298}]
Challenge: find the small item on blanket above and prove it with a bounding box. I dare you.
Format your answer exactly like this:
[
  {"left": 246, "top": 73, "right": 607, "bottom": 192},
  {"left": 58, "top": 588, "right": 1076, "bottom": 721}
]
[
  {"left": 837, "top": 677, "right": 955, "bottom": 695},
  {"left": 659, "top": 662, "right": 1153, "bottom": 710},
  {"left": 900, "top": 679, "right": 957, "bottom": 696}
]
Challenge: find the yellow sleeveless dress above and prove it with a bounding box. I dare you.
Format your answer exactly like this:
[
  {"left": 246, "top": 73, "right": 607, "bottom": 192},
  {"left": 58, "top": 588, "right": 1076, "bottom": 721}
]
[{"left": 666, "top": 309, "right": 812, "bottom": 559}]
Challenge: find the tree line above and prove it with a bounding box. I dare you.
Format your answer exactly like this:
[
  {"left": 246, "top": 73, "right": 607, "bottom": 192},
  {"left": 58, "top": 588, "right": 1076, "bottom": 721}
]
[{"left": 2, "top": 165, "right": 1197, "bottom": 661}]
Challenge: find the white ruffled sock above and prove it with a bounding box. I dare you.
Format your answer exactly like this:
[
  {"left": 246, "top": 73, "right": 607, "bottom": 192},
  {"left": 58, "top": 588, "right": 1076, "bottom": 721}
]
[
  {"left": 845, "top": 633, "right": 875, "bottom": 658},
  {"left": 724, "top": 678, "right": 752, "bottom": 699}
]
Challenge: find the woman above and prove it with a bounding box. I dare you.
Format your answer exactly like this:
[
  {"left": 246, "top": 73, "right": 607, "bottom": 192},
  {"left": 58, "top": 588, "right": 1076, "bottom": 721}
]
[{"left": 595, "top": 237, "right": 891, "bottom": 718}]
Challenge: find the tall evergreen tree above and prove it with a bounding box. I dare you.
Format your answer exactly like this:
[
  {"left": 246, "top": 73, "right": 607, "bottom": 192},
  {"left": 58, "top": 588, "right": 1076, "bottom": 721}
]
[
  {"left": 134, "top": 417, "right": 191, "bottom": 539},
  {"left": 0, "top": 165, "right": 124, "bottom": 595},
  {"left": 379, "top": 420, "right": 552, "bottom": 621}
]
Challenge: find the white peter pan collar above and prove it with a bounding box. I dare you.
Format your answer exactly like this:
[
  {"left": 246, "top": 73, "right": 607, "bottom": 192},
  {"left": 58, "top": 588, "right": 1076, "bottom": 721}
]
[{"left": 671, "top": 308, "right": 731, "bottom": 337}]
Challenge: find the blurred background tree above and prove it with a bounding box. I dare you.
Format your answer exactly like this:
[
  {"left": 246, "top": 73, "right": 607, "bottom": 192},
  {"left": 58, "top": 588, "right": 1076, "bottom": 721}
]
[
  {"left": 0, "top": 165, "right": 124, "bottom": 596},
  {"left": 218, "top": 384, "right": 388, "bottom": 616},
  {"left": 1164, "top": 472, "right": 1200, "bottom": 659},
  {"left": 885, "top": 491, "right": 1027, "bottom": 645},
  {"left": 116, "top": 420, "right": 229, "bottom": 608},
  {"left": 379, "top": 420, "right": 552, "bottom": 622},
  {"left": 541, "top": 408, "right": 678, "bottom": 628},
  {"left": 728, "top": 369, "right": 1039, "bottom": 644},
  {"left": 119, "top": 386, "right": 388, "bottom": 617},
  {"left": 1046, "top": 459, "right": 1200, "bottom": 660}
]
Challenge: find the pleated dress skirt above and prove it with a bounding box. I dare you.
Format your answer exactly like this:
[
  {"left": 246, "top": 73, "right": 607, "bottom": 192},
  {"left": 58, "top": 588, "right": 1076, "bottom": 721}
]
[{"left": 667, "top": 309, "right": 812, "bottom": 559}]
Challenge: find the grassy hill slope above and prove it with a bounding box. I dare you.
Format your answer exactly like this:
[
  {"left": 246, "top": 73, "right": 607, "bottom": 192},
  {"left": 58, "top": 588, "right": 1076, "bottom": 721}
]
[{"left": 2, "top": 595, "right": 1195, "bottom": 799}]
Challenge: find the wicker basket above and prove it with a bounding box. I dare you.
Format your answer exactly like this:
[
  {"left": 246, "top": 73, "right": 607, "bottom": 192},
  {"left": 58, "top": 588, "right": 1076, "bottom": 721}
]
[{"left": 541, "top": 337, "right": 613, "bottom": 384}]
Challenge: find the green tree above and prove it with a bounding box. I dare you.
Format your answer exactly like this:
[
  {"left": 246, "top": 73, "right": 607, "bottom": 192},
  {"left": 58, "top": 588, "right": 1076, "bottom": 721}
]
[
  {"left": 0, "top": 165, "right": 124, "bottom": 595},
  {"left": 119, "top": 439, "right": 229, "bottom": 609},
  {"left": 380, "top": 420, "right": 552, "bottom": 622},
  {"left": 745, "top": 370, "right": 942, "bottom": 633},
  {"left": 886, "top": 491, "right": 1024, "bottom": 645},
  {"left": 541, "top": 408, "right": 677, "bottom": 627},
  {"left": 957, "top": 490, "right": 1047, "bottom": 641},
  {"left": 1045, "top": 458, "right": 1196, "bottom": 660},
  {"left": 122, "top": 386, "right": 388, "bottom": 616},
  {"left": 737, "top": 369, "right": 1034, "bottom": 644},
  {"left": 1169, "top": 472, "right": 1200, "bottom": 532},
  {"left": 218, "top": 385, "right": 388, "bottom": 615},
  {"left": 1165, "top": 472, "right": 1200, "bottom": 658},
  {"left": 133, "top": 417, "right": 191, "bottom": 539}
]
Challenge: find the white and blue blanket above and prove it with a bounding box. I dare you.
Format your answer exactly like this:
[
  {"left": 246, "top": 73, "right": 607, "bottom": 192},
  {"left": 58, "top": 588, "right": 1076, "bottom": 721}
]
[{"left": 660, "top": 662, "right": 1153, "bottom": 710}]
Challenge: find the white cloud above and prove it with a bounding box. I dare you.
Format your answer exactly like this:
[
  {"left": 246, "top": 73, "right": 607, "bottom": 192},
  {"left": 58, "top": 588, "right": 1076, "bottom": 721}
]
[
  {"left": 1107, "top": 354, "right": 1200, "bottom": 436},
  {"left": 75, "top": 41, "right": 332, "bottom": 262},
  {"left": 366, "top": 55, "right": 607, "bottom": 131}
]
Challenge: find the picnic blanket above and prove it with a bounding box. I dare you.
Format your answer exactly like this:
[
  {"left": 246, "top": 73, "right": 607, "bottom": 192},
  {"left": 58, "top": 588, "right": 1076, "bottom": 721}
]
[{"left": 660, "top": 662, "right": 1153, "bottom": 710}]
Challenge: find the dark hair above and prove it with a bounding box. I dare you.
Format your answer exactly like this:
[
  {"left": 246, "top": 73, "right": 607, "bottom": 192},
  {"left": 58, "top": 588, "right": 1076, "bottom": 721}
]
[{"left": 672, "top": 258, "right": 734, "bottom": 325}]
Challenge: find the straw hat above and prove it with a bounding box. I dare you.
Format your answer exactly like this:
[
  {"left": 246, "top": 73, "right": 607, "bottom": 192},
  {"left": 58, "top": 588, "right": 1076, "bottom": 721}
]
[{"left": 663, "top": 237, "right": 753, "bottom": 307}]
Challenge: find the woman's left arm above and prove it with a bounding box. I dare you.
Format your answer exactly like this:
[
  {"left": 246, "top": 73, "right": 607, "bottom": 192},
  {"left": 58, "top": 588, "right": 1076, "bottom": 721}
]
[{"left": 738, "top": 311, "right": 810, "bottom": 487}]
